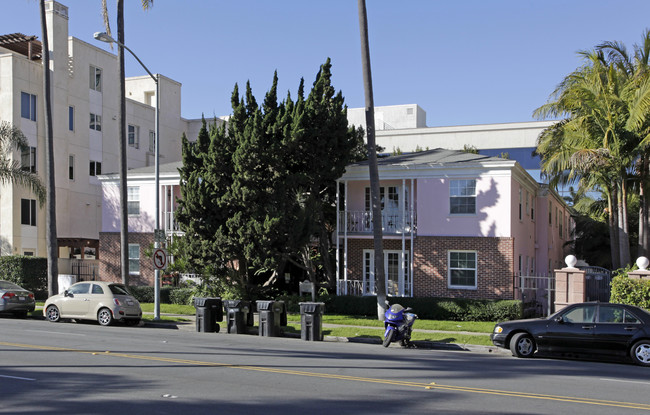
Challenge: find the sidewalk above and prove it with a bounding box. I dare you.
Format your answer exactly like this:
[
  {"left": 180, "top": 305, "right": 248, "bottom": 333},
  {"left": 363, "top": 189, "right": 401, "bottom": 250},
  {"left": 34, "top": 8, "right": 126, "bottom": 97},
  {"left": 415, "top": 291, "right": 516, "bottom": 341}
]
[{"left": 143, "top": 312, "right": 509, "bottom": 355}]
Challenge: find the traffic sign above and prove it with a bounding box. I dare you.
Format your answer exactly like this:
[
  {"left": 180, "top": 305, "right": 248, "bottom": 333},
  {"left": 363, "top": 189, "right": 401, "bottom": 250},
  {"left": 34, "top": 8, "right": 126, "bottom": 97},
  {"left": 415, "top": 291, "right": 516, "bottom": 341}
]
[{"left": 153, "top": 248, "right": 167, "bottom": 270}]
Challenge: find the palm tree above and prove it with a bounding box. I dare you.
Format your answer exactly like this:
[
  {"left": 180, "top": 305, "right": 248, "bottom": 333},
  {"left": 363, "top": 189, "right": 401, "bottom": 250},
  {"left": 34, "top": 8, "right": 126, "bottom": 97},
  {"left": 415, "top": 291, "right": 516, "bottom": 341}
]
[
  {"left": 357, "top": 0, "right": 386, "bottom": 320},
  {"left": 100, "top": 0, "right": 154, "bottom": 285},
  {"left": 535, "top": 51, "right": 634, "bottom": 268},
  {"left": 598, "top": 30, "right": 650, "bottom": 256},
  {"left": 0, "top": 122, "right": 45, "bottom": 202},
  {"left": 39, "top": 0, "right": 58, "bottom": 296}
]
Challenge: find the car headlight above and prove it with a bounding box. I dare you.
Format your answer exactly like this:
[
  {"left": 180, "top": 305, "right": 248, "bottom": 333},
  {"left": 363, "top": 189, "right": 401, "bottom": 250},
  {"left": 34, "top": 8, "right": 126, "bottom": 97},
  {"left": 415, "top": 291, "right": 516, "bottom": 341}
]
[{"left": 494, "top": 326, "right": 503, "bottom": 334}]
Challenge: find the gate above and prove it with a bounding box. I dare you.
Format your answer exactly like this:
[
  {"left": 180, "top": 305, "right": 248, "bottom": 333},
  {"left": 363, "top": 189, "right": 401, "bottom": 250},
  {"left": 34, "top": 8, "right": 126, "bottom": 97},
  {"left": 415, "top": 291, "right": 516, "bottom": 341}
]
[
  {"left": 514, "top": 274, "right": 555, "bottom": 317},
  {"left": 71, "top": 260, "right": 99, "bottom": 282},
  {"left": 578, "top": 266, "right": 612, "bottom": 302}
]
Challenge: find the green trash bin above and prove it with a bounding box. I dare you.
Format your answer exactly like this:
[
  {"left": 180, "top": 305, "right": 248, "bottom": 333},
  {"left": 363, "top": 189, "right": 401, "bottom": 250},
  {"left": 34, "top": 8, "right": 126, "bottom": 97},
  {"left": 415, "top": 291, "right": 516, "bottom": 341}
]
[
  {"left": 299, "top": 302, "right": 324, "bottom": 341},
  {"left": 194, "top": 297, "right": 222, "bottom": 333}
]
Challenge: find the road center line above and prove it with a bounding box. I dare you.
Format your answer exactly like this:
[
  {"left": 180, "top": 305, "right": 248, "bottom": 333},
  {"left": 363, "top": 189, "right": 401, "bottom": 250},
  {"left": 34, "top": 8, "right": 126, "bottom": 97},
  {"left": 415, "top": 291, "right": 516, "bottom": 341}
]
[
  {"left": 0, "top": 374, "right": 36, "bottom": 381},
  {"left": 2, "top": 341, "right": 650, "bottom": 411}
]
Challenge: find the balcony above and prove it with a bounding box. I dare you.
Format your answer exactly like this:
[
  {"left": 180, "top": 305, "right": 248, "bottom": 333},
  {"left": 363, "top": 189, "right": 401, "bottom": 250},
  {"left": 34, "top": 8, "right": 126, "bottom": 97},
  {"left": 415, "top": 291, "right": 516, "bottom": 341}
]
[
  {"left": 338, "top": 210, "right": 416, "bottom": 235},
  {"left": 163, "top": 211, "right": 183, "bottom": 236}
]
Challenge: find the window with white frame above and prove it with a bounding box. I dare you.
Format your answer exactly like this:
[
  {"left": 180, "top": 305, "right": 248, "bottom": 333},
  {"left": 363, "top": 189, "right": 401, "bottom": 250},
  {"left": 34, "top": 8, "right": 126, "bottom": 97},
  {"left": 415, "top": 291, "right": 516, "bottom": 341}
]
[
  {"left": 68, "top": 154, "right": 75, "bottom": 181},
  {"left": 20, "top": 199, "right": 36, "bottom": 226},
  {"left": 128, "top": 244, "right": 140, "bottom": 275},
  {"left": 89, "top": 65, "right": 102, "bottom": 92},
  {"left": 149, "top": 130, "right": 155, "bottom": 152},
  {"left": 448, "top": 251, "right": 477, "bottom": 288},
  {"left": 450, "top": 179, "right": 476, "bottom": 214},
  {"left": 525, "top": 190, "right": 529, "bottom": 216},
  {"left": 89, "top": 160, "right": 102, "bottom": 176},
  {"left": 128, "top": 125, "right": 139, "bottom": 149},
  {"left": 21, "top": 92, "right": 36, "bottom": 121},
  {"left": 127, "top": 186, "right": 140, "bottom": 215},
  {"left": 548, "top": 201, "right": 552, "bottom": 225},
  {"left": 90, "top": 113, "right": 102, "bottom": 131},
  {"left": 518, "top": 187, "right": 522, "bottom": 220},
  {"left": 21, "top": 147, "right": 36, "bottom": 173}
]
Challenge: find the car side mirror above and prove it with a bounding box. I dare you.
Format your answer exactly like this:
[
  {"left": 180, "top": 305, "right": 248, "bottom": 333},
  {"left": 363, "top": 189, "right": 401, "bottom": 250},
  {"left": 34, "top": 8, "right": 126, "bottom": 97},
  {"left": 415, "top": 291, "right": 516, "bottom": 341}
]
[{"left": 554, "top": 316, "right": 563, "bottom": 323}]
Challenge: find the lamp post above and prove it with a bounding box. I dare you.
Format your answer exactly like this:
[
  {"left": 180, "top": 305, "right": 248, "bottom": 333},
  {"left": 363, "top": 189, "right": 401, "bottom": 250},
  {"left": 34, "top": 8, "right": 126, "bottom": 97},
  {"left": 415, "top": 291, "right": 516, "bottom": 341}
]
[{"left": 94, "top": 32, "right": 161, "bottom": 321}]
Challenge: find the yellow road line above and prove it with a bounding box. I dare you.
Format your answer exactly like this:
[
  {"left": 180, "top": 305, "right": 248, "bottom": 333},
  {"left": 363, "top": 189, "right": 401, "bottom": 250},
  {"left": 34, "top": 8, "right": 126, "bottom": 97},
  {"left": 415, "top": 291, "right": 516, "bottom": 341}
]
[{"left": 2, "top": 341, "right": 649, "bottom": 411}]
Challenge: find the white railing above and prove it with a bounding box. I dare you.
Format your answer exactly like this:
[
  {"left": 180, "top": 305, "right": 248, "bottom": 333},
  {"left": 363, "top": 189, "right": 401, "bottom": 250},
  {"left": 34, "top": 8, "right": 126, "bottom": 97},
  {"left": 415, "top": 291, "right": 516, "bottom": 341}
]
[
  {"left": 339, "top": 210, "right": 416, "bottom": 234},
  {"left": 337, "top": 279, "right": 412, "bottom": 297}
]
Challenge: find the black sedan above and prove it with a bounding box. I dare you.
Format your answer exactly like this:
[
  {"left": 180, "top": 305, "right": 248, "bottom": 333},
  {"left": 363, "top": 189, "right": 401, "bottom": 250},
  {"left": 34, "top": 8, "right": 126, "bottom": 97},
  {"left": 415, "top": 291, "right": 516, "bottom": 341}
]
[{"left": 491, "top": 302, "right": 650, "bottom": 366}]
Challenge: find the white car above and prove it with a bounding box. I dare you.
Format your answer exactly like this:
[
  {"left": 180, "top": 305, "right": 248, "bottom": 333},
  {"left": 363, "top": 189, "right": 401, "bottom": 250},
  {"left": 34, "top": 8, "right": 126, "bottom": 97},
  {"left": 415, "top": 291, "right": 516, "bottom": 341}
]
[{"left": 44, "top": 281, "right": 142, "bottom": 326}]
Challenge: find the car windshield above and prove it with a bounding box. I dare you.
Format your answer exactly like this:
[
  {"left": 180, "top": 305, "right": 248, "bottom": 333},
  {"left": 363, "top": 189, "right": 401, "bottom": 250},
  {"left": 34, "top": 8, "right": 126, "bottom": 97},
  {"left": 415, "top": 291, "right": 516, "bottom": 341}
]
[
  {"left": 109, "top": 284, "right": 131, "bottom": 296},
  {"left": 0, "top": 281, "right": 23, "bottom": 290}
]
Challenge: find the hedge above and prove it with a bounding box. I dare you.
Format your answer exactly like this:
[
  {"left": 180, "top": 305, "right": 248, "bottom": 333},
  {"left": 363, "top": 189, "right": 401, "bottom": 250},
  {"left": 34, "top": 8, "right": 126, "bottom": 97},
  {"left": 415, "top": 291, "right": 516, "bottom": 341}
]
[
  {"left": 610, "top": 275, "right": 650, "bottom": 310},
  {"left": 128, "top": 286, "right": 194, "bottom": 305},
  {"left": 0, "top": 256, "right": 47, "bottom": 298},
  {"left": 278, "top": 294, "right": 521, "bottom": 322}
]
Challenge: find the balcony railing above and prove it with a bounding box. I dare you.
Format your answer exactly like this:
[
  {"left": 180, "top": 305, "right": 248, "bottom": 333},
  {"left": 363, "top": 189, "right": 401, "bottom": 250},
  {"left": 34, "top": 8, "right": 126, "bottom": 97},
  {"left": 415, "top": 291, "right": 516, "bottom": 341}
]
[
  {"left": 339, "top": 210, "right": 416, "bottom": 234},
  {"left": 163, "top": 211, "right": 183, "bottom": 235},
  {"left": 337, "top": 279, "right": 413, "bottom": 297}
]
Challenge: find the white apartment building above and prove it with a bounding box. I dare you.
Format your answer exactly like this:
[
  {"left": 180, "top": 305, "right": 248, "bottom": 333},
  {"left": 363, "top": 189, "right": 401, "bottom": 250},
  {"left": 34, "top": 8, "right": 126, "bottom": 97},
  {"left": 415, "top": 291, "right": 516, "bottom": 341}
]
[{"left": 0, "top": 1, "right": 207, "bottom": 263}]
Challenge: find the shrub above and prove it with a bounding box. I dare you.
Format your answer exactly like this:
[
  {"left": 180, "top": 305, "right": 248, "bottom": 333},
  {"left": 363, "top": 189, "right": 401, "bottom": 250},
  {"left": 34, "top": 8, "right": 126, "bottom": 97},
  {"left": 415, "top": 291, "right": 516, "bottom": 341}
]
[
  {"left": 170, "top": 288, "right": 194, "bottom": 305},
  {"left": 0, "top": 256, "right": 47, "bottom": 294},
  {"left": 610, "top": 275, "right": 650, "bottom": 310},
  {"left": 319, "top": 295, "right": 521, "bottom": 321}
]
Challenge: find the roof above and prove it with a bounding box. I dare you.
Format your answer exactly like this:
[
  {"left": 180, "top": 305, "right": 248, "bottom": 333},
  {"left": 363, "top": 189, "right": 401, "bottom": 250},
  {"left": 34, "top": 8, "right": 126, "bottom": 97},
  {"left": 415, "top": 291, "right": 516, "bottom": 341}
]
[
  {"left": 0, "top": 33, "right": 42, "bottom": 60},
  {"left": 350, "top": 148, "right": 508, "bottom": 168}
]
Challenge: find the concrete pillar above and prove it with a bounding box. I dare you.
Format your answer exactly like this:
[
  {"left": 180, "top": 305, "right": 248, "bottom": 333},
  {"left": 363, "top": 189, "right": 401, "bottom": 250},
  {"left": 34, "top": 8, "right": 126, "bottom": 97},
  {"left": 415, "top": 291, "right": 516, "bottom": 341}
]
[
  {"left": 629, "top": 256, "right": 650, "bottom": 280},
  {"left": 554, "top": 255, "right": 586, "bottom": 312}
]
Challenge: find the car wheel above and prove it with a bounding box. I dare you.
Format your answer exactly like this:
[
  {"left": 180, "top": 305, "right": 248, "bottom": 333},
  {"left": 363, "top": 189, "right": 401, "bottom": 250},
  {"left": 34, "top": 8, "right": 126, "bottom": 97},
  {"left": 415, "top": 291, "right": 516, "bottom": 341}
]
[
  {"left": 46, "top": 305, "right": 60, "bottom": 322},
  {"left": 630, "top": 340, "right": 650, "bottom": 366},
  {"left": 510, "top": 332, "right": 535, "bottom": 358},
  {"left": 97, "top": 308, "right": 113, "bottom": 326}
]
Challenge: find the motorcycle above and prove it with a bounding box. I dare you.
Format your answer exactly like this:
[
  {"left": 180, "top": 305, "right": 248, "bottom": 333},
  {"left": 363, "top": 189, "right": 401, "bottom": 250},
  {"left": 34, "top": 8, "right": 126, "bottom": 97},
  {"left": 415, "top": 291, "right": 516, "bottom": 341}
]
[{"left": 383, "top": 303, "right": 417, "bottom": 347}]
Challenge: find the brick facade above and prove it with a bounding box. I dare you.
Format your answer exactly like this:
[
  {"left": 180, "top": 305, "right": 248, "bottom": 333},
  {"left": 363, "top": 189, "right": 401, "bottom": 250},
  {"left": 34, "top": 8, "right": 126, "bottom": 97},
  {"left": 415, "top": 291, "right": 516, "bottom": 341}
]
[
  {"left": 342, "top": 235, "right": 515, "bottom": 300},
  {"left": 99, "top": 232, "right": 155, "bottom": 286}
]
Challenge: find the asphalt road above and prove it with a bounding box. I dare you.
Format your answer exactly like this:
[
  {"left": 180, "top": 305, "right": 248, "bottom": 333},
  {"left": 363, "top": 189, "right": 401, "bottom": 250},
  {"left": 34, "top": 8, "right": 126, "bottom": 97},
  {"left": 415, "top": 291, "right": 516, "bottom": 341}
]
[{"left": 1, "top": 316, "right": 650, "bottom": 415}]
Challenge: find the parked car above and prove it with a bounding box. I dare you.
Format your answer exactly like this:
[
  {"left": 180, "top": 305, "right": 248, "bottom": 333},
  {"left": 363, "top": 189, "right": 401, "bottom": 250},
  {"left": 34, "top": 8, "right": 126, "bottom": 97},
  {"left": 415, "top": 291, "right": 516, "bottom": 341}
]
[
  {"left": 0, "top": 280, "right": 36, "bottom": 318},
  {"left": 491, "top": 302, "right": 650, "bottom": 366},
  {"left": 43, "top": 281, "right": 142, "bottom": 326}
]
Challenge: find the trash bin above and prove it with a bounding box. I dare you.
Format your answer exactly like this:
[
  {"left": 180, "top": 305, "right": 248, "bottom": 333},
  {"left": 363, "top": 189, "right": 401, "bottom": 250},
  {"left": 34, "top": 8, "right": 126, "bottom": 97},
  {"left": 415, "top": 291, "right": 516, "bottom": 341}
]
[
  {"left": 299, "top": 302, "right": 325, "bottom": 341},
  {"left": 257, "top": 300, "right": 286, "bottom": 337},
  {"left": 194, "top": 297, "right": 223, "bottom": 333},
  {"left": 223, "top": 300, "right": 252, "bottom": 334}
]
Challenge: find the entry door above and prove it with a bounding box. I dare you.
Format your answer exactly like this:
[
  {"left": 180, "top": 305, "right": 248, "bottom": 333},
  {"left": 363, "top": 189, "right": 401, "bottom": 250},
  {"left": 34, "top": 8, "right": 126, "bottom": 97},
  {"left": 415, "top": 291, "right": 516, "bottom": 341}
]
[{"left": 363, "top": 250, "right": 410, "bottom": 296}]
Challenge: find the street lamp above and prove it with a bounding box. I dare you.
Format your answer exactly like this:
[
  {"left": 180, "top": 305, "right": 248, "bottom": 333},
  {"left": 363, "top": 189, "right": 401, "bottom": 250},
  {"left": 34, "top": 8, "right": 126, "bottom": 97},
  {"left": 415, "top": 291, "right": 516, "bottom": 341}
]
[{"left": 94, "top": 31, "right": 161, "bottom": 321}]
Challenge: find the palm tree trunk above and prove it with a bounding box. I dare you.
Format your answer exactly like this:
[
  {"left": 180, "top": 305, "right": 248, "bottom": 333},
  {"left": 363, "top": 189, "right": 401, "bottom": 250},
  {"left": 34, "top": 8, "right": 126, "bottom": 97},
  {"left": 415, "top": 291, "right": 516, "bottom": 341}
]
[
  {"left": 608, "top": 186, "right": 620, "bottom": 269},
  {"left": 618, "top": 178, "right": 631, "bottom": 266},
  {"left": 117, "top": 0, "right": 129, "bottom": 285},
  {"left": 358, "top": 0, "right": 386, "bottom": 320},
  {"left": 40, "top": 0, "right": 58, "bottom": 296},
  {"left": 639, "top": 155, "right": 650, "bottom": 257}
]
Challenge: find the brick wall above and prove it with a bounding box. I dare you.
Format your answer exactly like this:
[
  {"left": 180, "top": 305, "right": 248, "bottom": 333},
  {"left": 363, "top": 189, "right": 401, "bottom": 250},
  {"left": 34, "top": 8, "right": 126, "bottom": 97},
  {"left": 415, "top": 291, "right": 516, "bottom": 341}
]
[
  {"left": 341, "top": 235, "right": 514, "bottom": 300},
  {"left": 414, "top": 236, "right": 514, "bottom": 300},
  {"left": 99, "top": 232, "right": 154, "bottom": 286}
]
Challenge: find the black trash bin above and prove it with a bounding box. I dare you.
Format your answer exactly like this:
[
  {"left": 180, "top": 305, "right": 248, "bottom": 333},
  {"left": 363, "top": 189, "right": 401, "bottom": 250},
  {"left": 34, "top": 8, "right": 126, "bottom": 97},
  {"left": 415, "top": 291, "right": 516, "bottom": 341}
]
[
  {"left": 299, "top": 302, "right": 325, "bottom": 341},
  {"left": 256, "top": 300, "right": 286, "bottom": 337},
  {"left": 194, "top": 297, "right": 223, "bottom": 333},
  {"left": 223, "top": 300, "right": 251, "bottom": 334}
]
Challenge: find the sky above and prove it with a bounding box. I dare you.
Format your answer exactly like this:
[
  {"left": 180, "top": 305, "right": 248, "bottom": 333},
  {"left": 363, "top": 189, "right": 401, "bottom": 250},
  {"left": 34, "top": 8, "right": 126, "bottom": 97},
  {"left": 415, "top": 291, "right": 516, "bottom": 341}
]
[{"left": 3, "top": 0, "right": 650, "bottom": 127}]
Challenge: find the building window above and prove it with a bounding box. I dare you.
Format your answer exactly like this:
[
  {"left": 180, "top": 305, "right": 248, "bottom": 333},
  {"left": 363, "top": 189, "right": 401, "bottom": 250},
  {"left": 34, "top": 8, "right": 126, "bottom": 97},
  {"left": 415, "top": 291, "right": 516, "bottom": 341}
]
[
  {"left": 90, "top": 113, "right": 102, "bottom": 131},
  {"left": 21, "top": 92, "right": 36, "bottom": 121},
  {"left": 68, "top": 154, "right": 75, "bottom": 180},
  {"left": 363, "top": 249, "right": 410, "bottom": 296},
  {"left": 69, "top": 106, "right": 74, "bottom": 131},
  {"left": 89, "top": 160, "right": 102, "bottom": 176},
  {"left": 89, "top": 65, "right": 102, "bottom": 92},
  {"left": 548, "top": 201, "right": 552, "bottom": 225},
  {"left": 450, "top": 179, "right": 476, "bottom": 214},
  {"left": 127, "top": 186, "right": 140, "bottom": 215},
  {"left": 21, "top": 147, "right": 36, "bottom": 173},
  {"left": 518, "top": 188, "right": 522, "bottom": 220},
  {"left": 149, "top": 130, "right": 155, "bottom": 152},
  {"left": 20, "top": 199, "right": 36, "bottom": 226},
  {"left": 518, "top": 255, "right": 522, "bottom": 275},
  {"left": 128, "top": 244, "right": 140, "bottom": 275},
  {"left": 128, "top": 125, "right": 139, "bottom": 149},
  {"left": 525, "top": 190, "right": 529, "bottom": 217},
  {"left": 448, "top": 251, "right": 477, "bottom": 288},
  {"left": 531, "top": 198, "right": 535, "bottom": 221}
]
